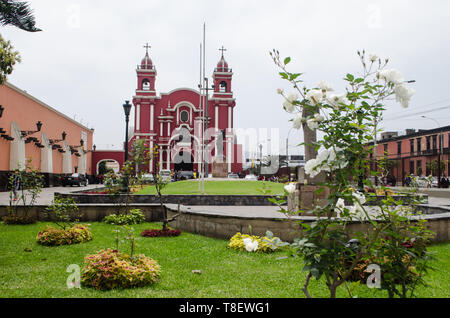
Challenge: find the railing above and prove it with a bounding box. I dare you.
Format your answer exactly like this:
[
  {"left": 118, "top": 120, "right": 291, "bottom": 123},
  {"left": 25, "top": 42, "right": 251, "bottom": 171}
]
[{"left": 422, "top": 149, "right": 438, "bottom": 156}]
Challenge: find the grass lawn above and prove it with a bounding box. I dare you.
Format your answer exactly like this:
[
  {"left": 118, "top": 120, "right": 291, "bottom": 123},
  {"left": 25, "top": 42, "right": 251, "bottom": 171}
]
[
  {"left": 0, "top": 222, "right": 449, "bottom": 298},
  {"left": 135, "top": 180, "right": 285, "bottom": 195}
]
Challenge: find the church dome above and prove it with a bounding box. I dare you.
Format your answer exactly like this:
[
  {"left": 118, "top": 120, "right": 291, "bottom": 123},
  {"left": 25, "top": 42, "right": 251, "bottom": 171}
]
[
  {"left": 140, "top": 52, "right": 153, "bottom": 69},
  {"left": 216, "top": 55, "right": 229, "bottom": 72}
]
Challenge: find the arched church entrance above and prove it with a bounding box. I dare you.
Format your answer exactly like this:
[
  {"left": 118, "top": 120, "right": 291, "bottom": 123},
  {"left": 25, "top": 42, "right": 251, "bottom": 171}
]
[
  {"left": 96, "top": 159, "right": 120, "bottom": 174},
  {"left": 173, "top": 151, "right": 194, "bottom": 171}
]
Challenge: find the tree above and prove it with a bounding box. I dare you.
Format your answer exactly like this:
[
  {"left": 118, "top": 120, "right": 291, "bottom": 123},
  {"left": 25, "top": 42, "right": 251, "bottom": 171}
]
[
  {"left": 426, "top": 159, "right": 447, "bottom": 177},
  {"left": 0, "top": 0, "right": 40, "bottom": 84},
  {"left": 0, "top": 33, "right": 20, "bottom": 84},
  {"left": 0, "top": 0, "right": 41, "bottom": 32}
]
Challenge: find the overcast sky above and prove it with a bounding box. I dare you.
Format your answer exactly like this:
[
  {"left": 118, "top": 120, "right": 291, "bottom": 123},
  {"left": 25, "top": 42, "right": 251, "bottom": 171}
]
[{"left": 2, "top": 0, "right": 450, "bottom": 157}]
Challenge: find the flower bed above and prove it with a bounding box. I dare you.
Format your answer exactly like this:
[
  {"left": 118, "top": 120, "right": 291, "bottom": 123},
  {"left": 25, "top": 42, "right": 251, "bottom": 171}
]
[
  {"left": 36, "top": 224, "right": 92, "bottom": 246},
  {"left": 81, "top": 248, "right": 161, "bottom": 290},
  {"left": 103, "top": 209, "right": 145, "bottom": 225},
  {"left": 2, "top": 215, "right": 36, "bottom": 225},
  {"left": 141, "top": 228, "right": 181, "bottom": 237},
  {"left": 228, "top": 232, "right": 283, "bottom": 253}
]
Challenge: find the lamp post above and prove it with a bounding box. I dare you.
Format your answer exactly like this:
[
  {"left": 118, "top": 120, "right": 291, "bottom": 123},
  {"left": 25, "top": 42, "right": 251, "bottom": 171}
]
[
  {"left": 421, "top": 115, "right": 442, "bottom": 188},
  {"left": 122, "top": 100, "right": 132, "bottom": 193},
  {"left": 123, "top": 100, "right": 132, "bottom": 162}
]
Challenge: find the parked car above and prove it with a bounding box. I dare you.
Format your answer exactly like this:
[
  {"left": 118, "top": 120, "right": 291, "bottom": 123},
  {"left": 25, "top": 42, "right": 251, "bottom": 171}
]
[
  {"left": 228, "top": 173, "right": 239, "bottom": 179},
  {"left": 141, "top": 173, "right": 154, "bottom": 184},
  {"left": 180, "top": 171, "right": 194, "bottom": 180},
  {"left": 62, "top": 173, "right": 88, "bottom": 187},
  {"left": 431, "top": 176, "right": 439, "bottom": 188},
  {"left": 244, "top": 174, "right": 258, "bottom": 181},
  {"left": 159, "top": 169, "right": 172, "bottom": 182}
]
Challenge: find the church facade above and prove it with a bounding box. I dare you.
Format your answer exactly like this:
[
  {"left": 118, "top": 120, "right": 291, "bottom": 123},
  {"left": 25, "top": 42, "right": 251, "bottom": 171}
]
[{"left": 129, "top": 46, "right": 242, "bottom": 175}]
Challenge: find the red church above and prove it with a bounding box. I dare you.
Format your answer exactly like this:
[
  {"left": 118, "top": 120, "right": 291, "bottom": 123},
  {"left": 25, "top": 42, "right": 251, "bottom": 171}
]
[{"left": 128, "top": 45, "right": 243, "bottom": 175}]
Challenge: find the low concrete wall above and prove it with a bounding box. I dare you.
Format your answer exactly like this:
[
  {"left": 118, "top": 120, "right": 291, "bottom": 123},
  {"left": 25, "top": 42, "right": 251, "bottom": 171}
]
[
  {"left": 56, "top": 192, "right": 279, "bottom": 206},
  {"left": 165, "top": 204, "right": 450, "bottom": 243},
  {"left": 0, "top": 203, "right": 164, "bottom": 222},
  {"left": 1, "top": 203, "right": 448, "bottom": 243}
]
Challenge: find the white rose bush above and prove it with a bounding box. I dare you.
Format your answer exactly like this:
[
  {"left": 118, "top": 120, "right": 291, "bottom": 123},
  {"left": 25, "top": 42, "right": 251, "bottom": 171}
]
[{"left": 270, "top": 49, "right": 434, "bottom": 298}]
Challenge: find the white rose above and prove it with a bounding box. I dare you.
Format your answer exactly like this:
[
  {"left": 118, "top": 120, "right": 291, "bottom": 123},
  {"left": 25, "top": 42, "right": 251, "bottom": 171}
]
[
  {"left": 284, "top": 182, "right": 296, "bottom": 194},
  {"left": 328, "top": 93, "right": 349, "bottom": 108},
  {"left": 317, "top": 80, "right": 333, "bottom": 92},
  {"left": 307, "top": 118, "right": 319, "bottom": 130},
  {"left": 377, "top": 69, "right": 404, "bottom": 85},
  {"left": 283, "top": 92, "right": 299, "bottom": 113},
  {"left": 292, "top": 113, "right": 303, "bottom": 129},
  {"left": 368, "top": 54, "right": 378, "bottom": 62},
  {"left": 334, "top": 198, "right": 346, "bottom": 215},
  {"left": 394, "top": 83, "right": 414, "bottom": 108},
  {"left": 304, "top": 158, "right": 320, "bottom": 178},
  {"left": 306, "top": 89, "right": 323, "bottom": 105},
  {"left": 352, "top": 191, "right": 366, "bottom": 205}
]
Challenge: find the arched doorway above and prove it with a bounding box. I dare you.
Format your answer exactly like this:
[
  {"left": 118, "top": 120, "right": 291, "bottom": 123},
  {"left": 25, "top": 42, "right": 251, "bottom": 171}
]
[
  {"left": 96, "top": 159, "right": 120, "bottom": 175},
  {"left": 173, "top": 151, "right": 194, "bottom": 171}
]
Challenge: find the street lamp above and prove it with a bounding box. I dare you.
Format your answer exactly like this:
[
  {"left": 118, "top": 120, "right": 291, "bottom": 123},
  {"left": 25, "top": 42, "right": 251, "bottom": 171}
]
[
  {"left": 21, "top": 121, "right": 43, "bottom": 138},
  {"left": 123, "top": 100, "right": 132, "bottom": 162},
  {"left": 122, "top": 100, "right": 132, "bottom": 193},
  {"left": 421, "top": 115, "right": 443, "bottom": 187}
]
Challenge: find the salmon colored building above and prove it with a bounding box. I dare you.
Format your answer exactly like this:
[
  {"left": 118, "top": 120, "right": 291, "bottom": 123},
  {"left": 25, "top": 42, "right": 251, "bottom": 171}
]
[
  {"left": 370, "top": 127, "right": 450, "bottom": 185},
  {"left": 0, "top": 82, "right": 95, "bottom": 189}
]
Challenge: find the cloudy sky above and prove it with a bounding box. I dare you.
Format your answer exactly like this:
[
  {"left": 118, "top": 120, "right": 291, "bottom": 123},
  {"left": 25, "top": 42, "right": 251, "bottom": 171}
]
[{"left": 2, "top": 0, "right": 450, "bottom": 157}]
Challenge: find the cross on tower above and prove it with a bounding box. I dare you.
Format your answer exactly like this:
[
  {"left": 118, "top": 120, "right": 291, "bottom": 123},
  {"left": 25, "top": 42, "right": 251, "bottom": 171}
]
[
  {"left": 143, "top": 43, "right": 151, "bottom": 54},
  {"left": 219, "top": 45, "right": 227, "bottom": 57}
]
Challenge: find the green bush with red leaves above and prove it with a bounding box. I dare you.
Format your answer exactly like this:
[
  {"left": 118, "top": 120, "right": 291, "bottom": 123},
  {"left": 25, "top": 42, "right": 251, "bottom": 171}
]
[
  {"left": 36, "top": 224, "right": 92, "bottom": 246},
  {"left": 81, "top": 248, "right": 161, "bottom": 290}
]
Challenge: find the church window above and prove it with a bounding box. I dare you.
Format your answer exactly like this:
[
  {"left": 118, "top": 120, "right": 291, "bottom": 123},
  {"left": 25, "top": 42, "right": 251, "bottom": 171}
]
[{"left": 180, "top": 110, "right": 189, "bottom": 123}]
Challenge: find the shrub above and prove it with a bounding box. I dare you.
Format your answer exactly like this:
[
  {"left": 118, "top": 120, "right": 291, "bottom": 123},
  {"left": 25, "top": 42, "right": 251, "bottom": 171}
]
[
  {"left": 141, "top": 228, "right": 181, "bottom": 237},
  {"left": 36, "top": 224, "right": 92, "bottom": 246},
  {"left": 44, "top": 197, "right": 80, "bottom": 229},
  {"left": 228, "top": 232, "right": 284, "bottom": 253},
  {"left": 103, "top": 209, "right": 145, "bottom": 225},
  {"left": 2, "top": 215, "right": 36, "bottom": 224},
  {"left": 81, "top": 248, "right": 161, "bottom": 290}
]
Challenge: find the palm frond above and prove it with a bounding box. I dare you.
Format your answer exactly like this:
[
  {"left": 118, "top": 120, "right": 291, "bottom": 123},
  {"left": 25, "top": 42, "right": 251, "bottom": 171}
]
[{"left": 0, "top": 0, "right": 41, "bottom": 32}]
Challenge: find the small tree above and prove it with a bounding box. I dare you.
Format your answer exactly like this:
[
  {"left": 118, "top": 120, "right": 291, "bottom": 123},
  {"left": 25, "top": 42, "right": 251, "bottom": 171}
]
[
  {"left": 44, "top": 197, "right": 80, "bottom": 230},
  {"left": 4, "top": 158, "right": 44, "bottom": 224},
  {"left": 150, "top": 145, "right": 181, "bottom": 231},
  {"left": 272, "top": 49, "right": 433, "bottom": 298},
  {"left": 425, "top": 159, "right": 447, "bottom": 177}
]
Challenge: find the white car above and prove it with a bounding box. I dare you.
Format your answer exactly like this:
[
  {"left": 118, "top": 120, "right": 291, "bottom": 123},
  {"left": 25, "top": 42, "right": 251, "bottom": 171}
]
[
  {"left": 141, "top": 173, "right": 154, "bottom": 183},
  {"left": 244, "top": 174, "right": 258, "bottom": 181},
  {"left": 159, "top": 169, "right": 172, "bottom": 182}
]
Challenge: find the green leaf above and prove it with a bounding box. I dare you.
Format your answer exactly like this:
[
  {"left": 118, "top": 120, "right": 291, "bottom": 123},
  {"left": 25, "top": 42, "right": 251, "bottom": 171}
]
[
  {"left": 346, "top": 73, "right": 354, "bottom": 81},
  {"left": 284, "top": 57, "right": 291, "bottom": 65}
]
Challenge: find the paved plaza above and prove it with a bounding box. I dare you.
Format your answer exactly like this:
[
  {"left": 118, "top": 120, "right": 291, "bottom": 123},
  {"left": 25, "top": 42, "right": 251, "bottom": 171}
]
[{"left": 0, "top": 184, "right": 449, "bottom": 219}]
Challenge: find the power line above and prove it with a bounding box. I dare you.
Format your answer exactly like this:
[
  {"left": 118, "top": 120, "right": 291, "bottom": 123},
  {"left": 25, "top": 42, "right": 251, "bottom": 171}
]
[
  {"left": 385, "top": 97, "right": 450, "bottom": 119},
  {"left": 382, "top": 105, "right": 450, "bottom": 122}
]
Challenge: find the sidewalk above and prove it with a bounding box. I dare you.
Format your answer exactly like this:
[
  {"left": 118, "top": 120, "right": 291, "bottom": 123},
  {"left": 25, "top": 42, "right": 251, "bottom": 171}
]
[
  {"left": 0, "top": 184, "right": 448, "bottom": 219},
  {"left": 0, "top": 184, "right": 104, "bottom": 205}
]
